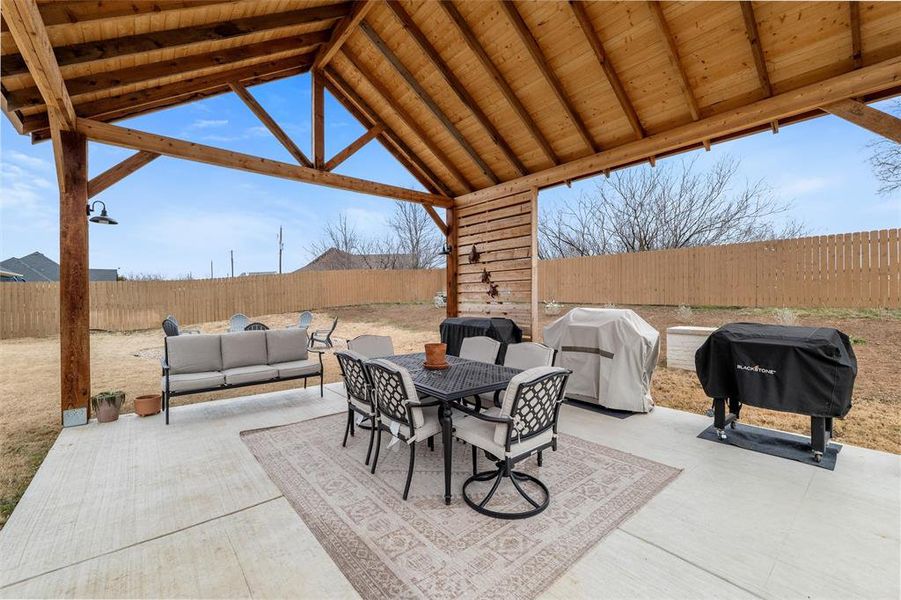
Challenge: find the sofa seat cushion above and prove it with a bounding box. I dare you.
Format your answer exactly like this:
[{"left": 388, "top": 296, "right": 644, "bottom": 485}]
[
  {"left": 223, "top": 365, "right": 278, "bottom": 385},
  {"left": 272, "top": 359, "right": 321, "bottom": 379},
  {"left": 454, "top": 409, "right": 553, "bottom": 459},
  {"left": 221, "top": 331, "right": 269, "bottom": 369},
  {"left": 166, "top": 334, "right": 222, "bottom": 374},
  {"left": 163, "top": 371, "right": 225, "bottom": 393},
  {"left": 266, "top": 329, "right": 309, "bottom": 364}
]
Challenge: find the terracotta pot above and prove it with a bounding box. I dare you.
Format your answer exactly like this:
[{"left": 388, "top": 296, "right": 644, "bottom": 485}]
[
  {"left": 96, "top": 402, "right": 120, "bottom": 423},
  {"left": 134, "top": 394, "right": 162, "bottom": 417},
  {"left": 424, "top": 342, "right": 447, "bottom": 366}
]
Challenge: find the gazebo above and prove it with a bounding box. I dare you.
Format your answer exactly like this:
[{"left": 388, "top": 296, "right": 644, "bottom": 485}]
[{"left": 1, "top": 0, "right": 899, "bottom": 431}]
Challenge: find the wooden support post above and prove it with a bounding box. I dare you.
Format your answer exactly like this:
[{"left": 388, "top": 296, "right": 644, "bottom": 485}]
[
  {"left": 57, "top": 130, "right": 90, "bottom": 426},
  {"left": 446, "top": 206, "right": 458, "bottom": 318},
  {"left": 312, "top": 70, "right": 325, "bottom": 169},
  {"left": 529, "top": 187, "right": 539, "bottom": 340}
]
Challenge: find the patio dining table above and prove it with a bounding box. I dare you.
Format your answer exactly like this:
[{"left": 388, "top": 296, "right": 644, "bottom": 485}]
[{"left": 384, "top": 352, "right": 522, "bottom": 505}]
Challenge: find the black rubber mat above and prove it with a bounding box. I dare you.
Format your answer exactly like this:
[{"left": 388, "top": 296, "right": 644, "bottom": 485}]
[
  {"left": 564, "top": 398, "right": 636, "bottom": 419},
  {"left": 698, "top": 422, "right": 841, "bottom": 470}
]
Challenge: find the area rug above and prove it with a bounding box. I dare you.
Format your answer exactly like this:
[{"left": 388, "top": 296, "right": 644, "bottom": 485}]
[{"left": 241, "top": 414, "right": 680, "bottom": 600}]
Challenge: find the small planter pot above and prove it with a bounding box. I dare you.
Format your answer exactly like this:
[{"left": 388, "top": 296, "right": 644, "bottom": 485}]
[
  {"left": 92, "top": 391, "right": 125, "bottom": 423},
  {"left": 424, "top": 342, "right": 447, "bottom": 367},
  {"left": 134, "top": 394, "right": 162, "bottom": 417}
]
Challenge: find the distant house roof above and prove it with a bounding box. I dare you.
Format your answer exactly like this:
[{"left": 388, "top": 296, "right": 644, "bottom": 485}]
[
  {"left": 0, "top": 252, "right": 118, "bottom": 282},
  {"left": 296, "top": 247, "right": 415, "bottom": 272}
]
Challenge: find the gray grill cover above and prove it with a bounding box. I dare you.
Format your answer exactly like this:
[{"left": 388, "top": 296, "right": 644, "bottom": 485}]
[{"left": 543, "top": 308, "right": 659, "bottom": 412}]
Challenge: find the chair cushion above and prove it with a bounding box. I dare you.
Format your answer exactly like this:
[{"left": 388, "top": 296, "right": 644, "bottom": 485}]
[
  {"left": 166, "top": 334, "right": 222, "bottom": 374},
  {"left": 347, "top": 335, "right": 394, "bottom": 358},
  {"left": 221, "top": 331, "right": 268, "bottom": 369},
  {"left": 163, "top": 371, "right": 224, "bottom": 393},
  {"left": 266, "top": 329, "right": 309, "bottom": 364},
  {"left": 223, "top": 365, "right": 278, "bottom": 385},
  {"left": 460, "top": 336, "right": 501, "bottom": 364},
  {"left": 454, "top": 409, "right": 553, "bottom": 459},
  {"left": 504, "top": 342, "right": 555, "bottom": 370},
  {"left": 382, "top": 406, "right": 440, "bottom": 443},
  {"left": 272, "top": 359, "right": 320, "bottom": 379}
]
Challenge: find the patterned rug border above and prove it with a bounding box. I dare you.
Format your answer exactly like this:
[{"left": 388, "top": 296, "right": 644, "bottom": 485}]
[{"left": 240, "top": 413, "right": 682, "bottom": 599}]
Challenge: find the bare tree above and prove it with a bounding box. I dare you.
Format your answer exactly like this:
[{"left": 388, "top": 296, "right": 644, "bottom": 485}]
[
  {"left": 539, "top": 156, "right": 805, "bottom": 258},
  {"left": 308, "top": 213, "right": 366, "bottom": 256},
  {"left": 868, "top": 101, "right": 901, "bottom": 195},
  {"left": 387, "top": 201, "right": 442, "bottom": 269}
]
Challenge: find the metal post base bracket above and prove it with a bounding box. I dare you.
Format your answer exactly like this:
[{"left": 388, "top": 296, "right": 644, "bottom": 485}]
[{"left": 62, "top": 407, "right": 88, "bottom": 427}]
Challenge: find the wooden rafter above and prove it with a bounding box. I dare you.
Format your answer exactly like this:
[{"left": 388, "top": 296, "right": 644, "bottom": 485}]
[
  {"left": 455, "top": 56, "right": 901, "bottom": 204},
  {"left": 2, "top": 0, "right": 75, "bottom": 130},
  {"left": 324, "top": 123, "right": 383, "bottom": 171},
  {"left": 385, "top": 1, "right": 526, "bottom": 177},
  {"left": 821, "top": 99, "right": 901, "bottom": 143},
  {"left": 229, "top": 81, "right": 312, "bottom": 167},
  {"left": 1, "top": 2, "right": 350, "bottom": 78},
  {"left": 359, "top": 20, "right": 499, "bottom": 185},
  {"left": 645, "top": 0, "right": 709, "bottom": 150},
  {"left": 7, "top": 32, "right": 331, "bottom": 111},
  {"left": 438, "top": 0, "right": 559, "bottom": 167},
  {"left": 340, "top": 46, "right": 474, "bottom": 193},
  {"left": 739, "top": 0, "right": 778, "bottom": 133},
  {"left": 23, "top": 56, "right": 314, "bottom": 135},
  {"left": 312, "top": 71, "right": 325, "bottom": 169},
  {"left": 313, "top": 0, "right": 373, "bottom": 70},
  {"left": 7, "top": 0, "right": 227, "bottom": 28},
  {"left": 76, "top": 118, "right": 452, "bottom": 207},
  {"left": 568, "top": 1, "right": 644, "bottom": 139},
  {"left": 499, "top": 0, "right": 597, "bottom": 154},
  {"left": 423, "top": 205, "right": 449, "bottom": 237},
  {"left": 323, "top": 68, "right": 455, "bottom": 198},
  {"left": 87, "top": 151, "right": 160, "bottom": 198},
  {"left": 849, "top": 2, "right": 863, "bottom": 69}
]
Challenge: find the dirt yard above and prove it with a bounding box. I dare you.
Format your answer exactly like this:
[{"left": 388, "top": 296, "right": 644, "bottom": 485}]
[{"left": 1, "top": 303, "right": 898, "bottom": 528}]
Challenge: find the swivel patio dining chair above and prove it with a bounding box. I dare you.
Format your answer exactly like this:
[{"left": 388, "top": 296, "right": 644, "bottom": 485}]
[
  {"left": 365, "top": 359, "right": 441, "bottom": 500},
  {"left": 454, "top": 366, "right": 570, "bottom": 519},
  {"left": 228, "top": 313, "right": 250, "bottom": 332},
  {"left": 309, "top": 317, "right": 338, "bottom": 348},
  {"left": 298, "top": 311, "right": 313, "bottom": 330},
  {"left": 348, "top": 334, "right": 394, "bottom": 358},
  {"left": 478, "top": 342, "right": 556, "bottom": 409},
  {"left": 335, "top": 350, "right": 378, "bottom": 466},
  {"left": 459, "top": 336, "right": 501, "bottom": 364},
  {"left": 244, "top": 322, "right": 269, "bottom": 331}
]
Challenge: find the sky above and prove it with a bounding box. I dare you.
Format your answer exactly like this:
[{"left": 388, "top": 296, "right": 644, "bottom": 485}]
[{"left": 0, "top": 72, "right": 898, "bottom": 279}]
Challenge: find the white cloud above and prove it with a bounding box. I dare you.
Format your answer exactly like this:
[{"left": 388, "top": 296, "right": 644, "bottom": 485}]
[
  {"left": 7, "top": 150, "right": 51, "bottom": 170},
  {"left": 190, "top": 118, "right": 229, "bottom": 129},
  {"left": 0, "top": 159, "right": 56, "bottom": 235}
]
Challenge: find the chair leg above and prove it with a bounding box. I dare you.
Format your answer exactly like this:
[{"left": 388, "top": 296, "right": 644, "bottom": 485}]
[
  {"left": 350, "top": 413, "right": 355, "bottom": 437},
  {"left": 342, "top": 408, "right": 352, "bottom": 447},
  {"left": 537, "top": 450, "right": 543, "bottom": 467},
  {"left": 304, "top": 377, "right": 307, "bottom": 389},
  {"left": 471, "top": 444, "right": 478, "bottom": 475},
  {"left": 370, "top": 428, "right": 382, "bottom": 474},
  {"left": 428, "top": 436, "right": 434, "bottom": 451},
  {"left": 164, "top": 392, "right": 170, "bottom": 425},
  {"left": 320, "top": 376, "right": 323, "bottom": 397},
  {"left": 403, "top": 441, "right": 416, "bottom": 501},
  {"left": 365, "top": 422, "right": 376, "bottom": 466}
]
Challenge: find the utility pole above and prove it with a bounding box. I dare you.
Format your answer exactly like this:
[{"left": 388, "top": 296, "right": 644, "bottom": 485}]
[
  {"left": 278, "top": 226, "right": 284, "bottom": 274},
  {"left": 210, "top": 260, "right": 213, "bottom": 279},
  {"left": 230, "top": 250, "right": 234, "bottom": 278}
]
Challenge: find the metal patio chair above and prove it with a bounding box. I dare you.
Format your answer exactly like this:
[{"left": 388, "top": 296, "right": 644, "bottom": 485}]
[
  {"left": 298, "top": 311, "right": 313, "bottom": 330},
  {"left": 459, "top": 335, "right": 501, "bottom": 364},
  {"left": 347, "top": 334, "right": 395, "bottom": 358},
  {"left": 244, "top": 322, "right": 269, "bottom": 331},
  {"left": 228, "top": 313, "right": 250, "bottom": 332},
  {"left": 335, "top": 350, "right": 379, "bottom": 466},
  {"left": 309, "top": 316, "right": 338, "bottom": 348}
]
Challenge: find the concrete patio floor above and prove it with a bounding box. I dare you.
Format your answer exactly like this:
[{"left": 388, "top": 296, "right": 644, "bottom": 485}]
[{"left": 0, "top": 384, "right": 898, "bottom": 599}]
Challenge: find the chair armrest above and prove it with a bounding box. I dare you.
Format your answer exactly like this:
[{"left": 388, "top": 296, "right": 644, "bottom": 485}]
[
  {"left": 160, "top": 358, "right": 170, "bottom": 375},
  {"left": 308, "top": 348, "right": 325, "bottom": 355},
  {"left": 408, "top": 397, "right": 443, "bottom": 409},
  {"left": 453, "top": 402, "right": 513, "bottom": 424}
]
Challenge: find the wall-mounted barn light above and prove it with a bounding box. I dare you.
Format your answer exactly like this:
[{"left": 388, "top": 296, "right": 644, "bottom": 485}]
[{"left": 86, "top": 200, "right": 118, "bottom": 225}]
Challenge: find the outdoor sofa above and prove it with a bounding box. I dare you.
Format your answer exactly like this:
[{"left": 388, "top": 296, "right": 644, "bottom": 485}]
[{"left": 161, "top": 328, "right": 323, "bottom": 424}]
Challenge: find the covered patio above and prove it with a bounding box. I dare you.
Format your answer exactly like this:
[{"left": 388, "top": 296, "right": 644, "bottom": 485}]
[{"left": 1, "top": 0, "right": 900, "bottom": 597}]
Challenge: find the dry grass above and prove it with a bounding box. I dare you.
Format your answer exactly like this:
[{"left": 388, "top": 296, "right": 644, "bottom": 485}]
[{"left": 2, "top": 302, "right": 898, "bottom": 528}]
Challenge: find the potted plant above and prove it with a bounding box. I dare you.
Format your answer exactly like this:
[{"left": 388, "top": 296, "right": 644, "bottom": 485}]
[
  {"left": 91, "top": 391, "right": 125, "bottom": 423},
  {"left": 545, "top": 300, "right": 563, "bottom": 316},
  {"left": 134, "top": 394, "right": 162, "bottom": 417}
]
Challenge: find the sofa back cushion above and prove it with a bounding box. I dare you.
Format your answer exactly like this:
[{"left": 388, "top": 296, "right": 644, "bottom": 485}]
[
  {"left": 167, "top": 334, "right": 222, "bottom": 374},
  {"left": 221, "top": 331, "right": 269, "bottom": 369},
  {"left": 266, "top": 328, "right": 309, "bottom": 364}
]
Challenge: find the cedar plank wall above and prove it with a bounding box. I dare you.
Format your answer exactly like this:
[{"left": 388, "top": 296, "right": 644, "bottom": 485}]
[{"left": 454, "top": 188, "right": 539, "bottom": 339}]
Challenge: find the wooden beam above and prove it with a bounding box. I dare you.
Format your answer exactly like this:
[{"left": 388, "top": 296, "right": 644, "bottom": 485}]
[
  {"left": 76, "top": 118, "right": 452, "bottom": 207},
  {"left": 645, "top": 1, "right": 701, "bottom": 121},
  {"left": 849, "top": 1, "right": 863, "bottom": 69},
  {"left": 22, "top": 55, "right": 315, "bottom": 135},
  {"left": 87, "top": 150, "right": 159, "bottom": 198},
  {"left": 7, "top": 32, "right": 331, "bottom": 111},
  {"left": 439, "top": 0, "right": 559, "bottom": 167},
  {"left": 7, "top": 0, "right": 229, "bottom": 28},
  {"left": 56, "top": 129, "right": 90, "bottom": 426},
  {"left": 499, "top": 0, "right": 597, "bottom": 154},
  {"left": 322, "top": 69, "right": 455, "bottom": 198},
  {"left": 230, "top": 81, "right": 312, "bottom": 167},
  {"left": 821, "top": 99, "right": 901, "bottom": 143},
  {"left": 739, "top": 1, "right": 779, "bottom": 133},
  {"left": 340, "top": 46, "right": 474, "bottom": 193},
  {"left": 424, "top": 205, "right": 449, "bottom": 237},
  {"left": 455, "top": 56, "right": 901, "bottom": 204},
  {"left": 1, "top": 2, "right": 350, "bottom": 77},
  {"left": 569, "top": 1, "right": 644, "bottom": 139},
  {"left": 386, "top": 1, "right": 527, "bottom": 177},
  {"left": 2, "top": 0, "right": 75, "bottom": 129},
  {"left": 314, "top": 0, "right": 373, "bottom": 69},
  {"left": 445, "top": 206, "right": 459, "bottom": 318},
  {"left": 359, "top": 20, "right": 499, "bottom": 185},
  {"left": 312, "top": 71, "right": 325, "bottom": 169},
  {"left": 324, "top": 123, "right": 383, "bottom": 171},
  {"left": 528, "top": 187, "right": 539, "bottom": 339}
]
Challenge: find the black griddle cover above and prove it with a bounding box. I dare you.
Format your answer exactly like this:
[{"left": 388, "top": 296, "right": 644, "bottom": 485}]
[
  {"left": 695, "top": 323, "right": 856, "bottom": 418},
  {"left": 439, "top": 317, "right": 522, "bottom": 363}
]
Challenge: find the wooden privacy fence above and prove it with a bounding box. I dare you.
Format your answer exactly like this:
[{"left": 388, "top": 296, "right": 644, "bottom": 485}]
[
  {"left": 1, "top": 268, "right": 444, "bottom": 339},
  {"left": 540, "top": 230, "right": 900, "bottom": 309}
]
